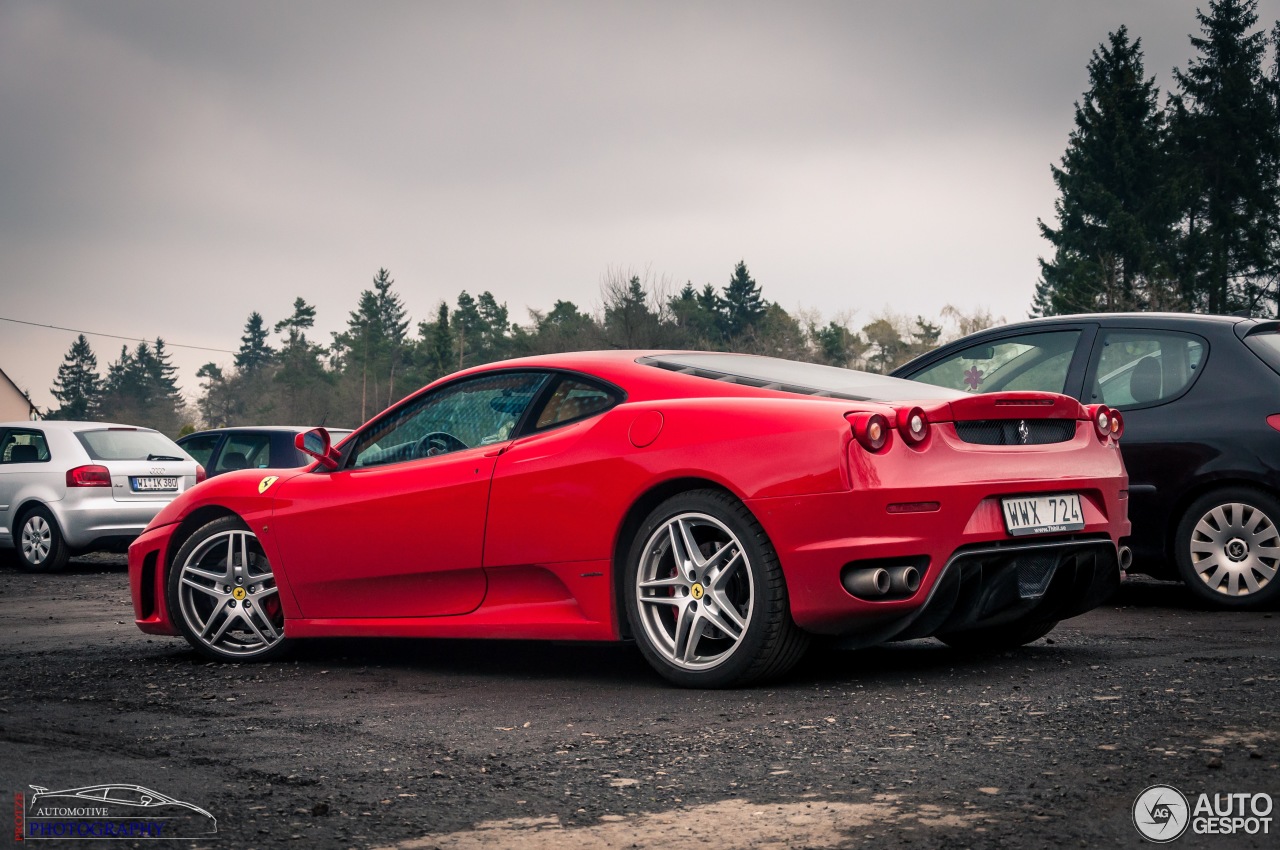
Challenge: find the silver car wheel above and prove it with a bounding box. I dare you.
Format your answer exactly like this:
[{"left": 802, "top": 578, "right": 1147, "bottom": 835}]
[
  {"left": 21, "top": 515, "right": 52, "bottom": 565},
  {"left": 634, "top": 512, "right": 755, "bottom": 671},
  {"left": 1189, "top": 502, "right": 1280, "bottom": 597},
  {"left": 176, "top": 529, "right": 283, "bottom": 657}
]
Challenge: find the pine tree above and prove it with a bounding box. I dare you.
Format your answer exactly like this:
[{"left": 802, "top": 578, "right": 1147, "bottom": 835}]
[
  {"left": 274, "top": 297, "right": 318, "bottom": 350},
  {"left": 721, "top": 261, "right": 767, "bottom": 337},
  {"left": 234, "top": 312, "right": 275, "bottom": 371},
  {"left": 1169, "top": 0, "right": 1280, "bottom": 314},
  {"left": 431, "top": 302, "right": 452, "bottom": 374},
  {"left": 49, "top": 335, "right": 102, "bottom": 420},
  {"left": 1035, "top": 27, "right": 1176, "bottom": 316}
]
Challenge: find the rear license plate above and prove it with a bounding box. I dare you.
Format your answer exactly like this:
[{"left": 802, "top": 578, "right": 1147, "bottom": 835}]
[
  {"left": 1001, "top": 493, "right": 1083, "bottom": 537},
  {"left": 131, "top": 476, "right": 178, "bottom": 492}
]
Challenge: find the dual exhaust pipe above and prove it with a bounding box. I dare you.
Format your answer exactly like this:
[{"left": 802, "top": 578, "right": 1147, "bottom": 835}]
[{"left": 843, "top": 564, "right": 921, "bottom": 599}]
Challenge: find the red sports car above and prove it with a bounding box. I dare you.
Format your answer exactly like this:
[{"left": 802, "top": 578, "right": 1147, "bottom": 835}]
[{"left": 129, "top": 351, "right": 1130, "bottom": 687}]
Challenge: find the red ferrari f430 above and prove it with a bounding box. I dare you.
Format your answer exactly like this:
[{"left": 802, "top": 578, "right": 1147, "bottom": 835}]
[{"left": 130, "top": 352, "right": 1130, "bottom": 687}]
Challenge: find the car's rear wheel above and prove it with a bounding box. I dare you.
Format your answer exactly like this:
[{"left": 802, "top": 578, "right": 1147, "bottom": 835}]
[
  {"left": 1175, "top": 488, "right": 1280, "bottom": 610},
  {"left": 14, "top": 506, "right": 70, "bottom": 573},
  {"left": 938, "top": 618, "right": 1059, "bottom": 651},
  {"left": 624, "top": 489, "right": 808, "bottom": 688},
  {"left": 167, "top": 516, "right": 288, "bottom": 661}
]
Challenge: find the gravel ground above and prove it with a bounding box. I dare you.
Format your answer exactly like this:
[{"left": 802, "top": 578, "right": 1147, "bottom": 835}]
[{"left": 1, "top": 553, "right": 1277, "bottom": 849}]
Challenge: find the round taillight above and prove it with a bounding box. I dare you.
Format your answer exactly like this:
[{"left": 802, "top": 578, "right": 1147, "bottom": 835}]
[
  {"left": 898, "top": 406, "right": 929, "bottom": 446},
  {"left": 847, "top": 412, "right": 891, "bottom": 452},
  {"left": 1088, "top": 404, "right": 1112, "bottom": 440},
  {"left": 1109, "top": 410, "right": 1124, "bottom": 440}
]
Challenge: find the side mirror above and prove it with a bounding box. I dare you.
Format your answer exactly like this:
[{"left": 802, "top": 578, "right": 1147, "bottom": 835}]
[{"left": 296, "top": 428, "right": 340, "bottom": 470}]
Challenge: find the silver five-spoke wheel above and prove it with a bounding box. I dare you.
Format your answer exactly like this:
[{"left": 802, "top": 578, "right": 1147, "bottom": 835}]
[
  {"left": 635, "top": 512, "right": 755, "bottom": 670},
  {"left": 169, "top": 517, "right": 286, "bottom": 660},
  {"left": 1177, "top": 488, "right": 1280, "bottom": 609},
  {"left": 625, "top": 490, "right": 808, "bottom": 687}
]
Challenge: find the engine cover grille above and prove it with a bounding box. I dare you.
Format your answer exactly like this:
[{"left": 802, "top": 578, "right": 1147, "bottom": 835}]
[{"left": 955, "top": 419, "right": 1076, "bottom": 446}]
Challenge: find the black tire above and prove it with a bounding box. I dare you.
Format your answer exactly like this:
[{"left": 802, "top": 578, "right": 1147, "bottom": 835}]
[
  {"left": 623, "top": 489, "right": 809, "bottom": 688},
  {"left": 938, "top": 618, "right": 1058, "bottom": 652},
  {"left": 14, "top": 505, "right": 71, "bottom": 573},
  {"left": 167, "top": 516, "right": 289, "bottom": 661},
  {"left": 1174, "top": 487, "right": 1280, "bottom": 610}
]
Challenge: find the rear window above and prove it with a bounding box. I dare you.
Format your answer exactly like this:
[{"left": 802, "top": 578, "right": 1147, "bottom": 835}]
[
  {"left": 639, "top": 353, "right": 963, "bottom": 402},
  {"left": 76, "top": 428, "right": 189, "bottom": 462},
  {"left": 1244, "top": 331, "right": 1280, "bottom": 377}
]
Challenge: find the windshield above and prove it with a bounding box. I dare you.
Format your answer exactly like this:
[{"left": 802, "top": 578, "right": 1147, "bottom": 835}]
[
  {"left": 76, "top": 428, "right": 191, "bottom": 462},
  {"left": 640, "top": 353, "right": 964, "bottom": 402}
]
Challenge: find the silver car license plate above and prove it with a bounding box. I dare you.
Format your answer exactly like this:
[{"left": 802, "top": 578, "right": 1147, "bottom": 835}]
[
  {"left": 1001, "top": 493, "right": 1084, "bottom": 537},
  {"left": 131, "top": 476, "right": 178, "bottom": 492}
]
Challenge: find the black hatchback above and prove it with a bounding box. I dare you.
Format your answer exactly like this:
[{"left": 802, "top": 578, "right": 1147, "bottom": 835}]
[
  {"left": 177, "top": 426, "right": 354, "bottom": 478},
  {"left": 893, "top": 313, "right": 1280, "bottom": 609}
]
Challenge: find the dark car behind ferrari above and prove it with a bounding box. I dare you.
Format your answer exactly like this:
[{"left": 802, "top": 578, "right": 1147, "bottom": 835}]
[
  {"left": 177, "top": 426, "right": 353, "bottom": 478},
  {"left": 894, "top": 313, "right": 1280, "bottom": 609}
]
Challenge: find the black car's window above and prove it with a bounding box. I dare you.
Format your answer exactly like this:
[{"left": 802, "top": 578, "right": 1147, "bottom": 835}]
[
  {"left": 534, "top": 377, "right": 621, "bottom": 429},
  {"left": 1244, "top": 330, "right": 1280, "bottom": 377},
  {"left": 1091, "top": 330, "right": 1206, "bottom": 408},
  {"left": 215, "top": 433, "right": 271, "bottom": 473},
  {"left": 178, "top": 433, "right": 221, "bottom": 468},
  {"left": 0, "top": 429, "right": 50, "bottom": 464},
  {"left": 349, "top": 372, "right": 550, "bottom": 469},
  {"left": 911, "top": 331, "right": 1081, "bottom": 394}
]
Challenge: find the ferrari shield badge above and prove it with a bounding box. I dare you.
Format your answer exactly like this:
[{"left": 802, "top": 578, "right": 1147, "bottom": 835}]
[{"left": 258, "top": 476, "right": 279, "bottom": 494}]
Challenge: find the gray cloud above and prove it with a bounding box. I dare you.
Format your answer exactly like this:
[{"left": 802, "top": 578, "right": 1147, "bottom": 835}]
[{"left": 2, "top": 1, "right": 1276, "bottom": 409}]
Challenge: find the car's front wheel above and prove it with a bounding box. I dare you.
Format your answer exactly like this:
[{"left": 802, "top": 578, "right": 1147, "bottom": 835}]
[
  {"left": 624, "top": 489, "right": 808, "bottom": 688},
  {"left": 1175, "top": 488, "right": 1280, "bottom": 610},
  {"left": 14, "top": 506, "right": 70, "bottom": 573},
  {"left": 167, "top": 516, "right": 288, "bottom": 661}
]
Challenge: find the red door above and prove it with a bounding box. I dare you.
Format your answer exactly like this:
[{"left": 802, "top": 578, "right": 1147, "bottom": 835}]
[{"left": 270, "top": 448, "right": 494, "bottom": 619}]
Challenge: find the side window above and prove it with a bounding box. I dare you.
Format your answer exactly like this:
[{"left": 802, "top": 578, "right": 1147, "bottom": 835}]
[
  {"left": 0, "top": 429, "right": 51, "bottom": 464},
  {"left": 215, "top": 433, "right": 272, "bottom": 473},
  {"left": 911, "top": 331, "right": 1081, "bottom": 394},
  {"left": 534, "top": 377, "right": 621, "bottom": 429},
  {"left": 1091, "top": 330, "right": 1206, "bottom": 408},
  {"left": 349, "top": 372, "right": 550, "bottom": 469},
  {"left": 178, "top": 434, "right": 221, "bottom": 468}
]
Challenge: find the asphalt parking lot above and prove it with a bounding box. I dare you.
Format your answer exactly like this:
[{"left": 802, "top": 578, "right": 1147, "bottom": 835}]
[{"left": 1, "top": 554, "right": 1276, "bottom": 849}]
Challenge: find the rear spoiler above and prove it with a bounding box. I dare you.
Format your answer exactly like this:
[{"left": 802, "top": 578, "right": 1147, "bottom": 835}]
[{"left": 938, "top": 392, "right": 1085, "bottom": 422}]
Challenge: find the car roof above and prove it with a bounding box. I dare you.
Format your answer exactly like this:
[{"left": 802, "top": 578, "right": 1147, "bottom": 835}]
[
  {"left": 0, "top": 420, "right": 160, "bottom": 431},
  {"left": 975, "top": 312, "right": 1254, "bottom": 333},
  {"left": 180, "top": 426, "right": 354, "bottom": 437}
]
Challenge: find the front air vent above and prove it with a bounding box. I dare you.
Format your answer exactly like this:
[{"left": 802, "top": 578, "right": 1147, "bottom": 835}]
[{"left": 955, "top": 419, "right": 1076, "bottom": 446}]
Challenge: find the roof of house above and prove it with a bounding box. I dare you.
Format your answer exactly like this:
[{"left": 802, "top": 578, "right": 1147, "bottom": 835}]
[{"left": 0, "top": 367, "right": 37, "bottom": 419}]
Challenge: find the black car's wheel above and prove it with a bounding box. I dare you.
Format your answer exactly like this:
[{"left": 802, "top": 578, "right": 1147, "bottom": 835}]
[
  {"left": 1175, "top": 488, "right": 1280, "bottom": 610},
  {"left": 14, "top": 506, "right": 71, "bottom": 573},
  {"left": 624, "top": 489, "right": 809, "bottom": 688},
  {"left": 938, "top": 618, "right": 1058, "bottom": 652},
  {"left": 167, "top": 516, "right": 289, "bottom": 661}
]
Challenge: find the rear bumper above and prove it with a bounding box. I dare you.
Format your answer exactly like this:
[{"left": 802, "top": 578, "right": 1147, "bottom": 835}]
[
  {"left": 749, "top": 475, "right": 1128, "bottom": 636},
  {"left": 53, "top": 494, "right": 174, "bottom": 550}
]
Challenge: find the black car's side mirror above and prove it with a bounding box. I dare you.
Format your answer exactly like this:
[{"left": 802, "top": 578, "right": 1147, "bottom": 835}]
[{"left": 296, "top": 428, "right": 340, "bottom": 470}]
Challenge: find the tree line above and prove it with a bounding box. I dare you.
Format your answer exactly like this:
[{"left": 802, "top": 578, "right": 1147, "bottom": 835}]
[
  {"left": 1035, "top": 0, "right": 1280, "bottom": 317},
  {"left": 43, "top": 262, "right": 995, "bottom": 435}
]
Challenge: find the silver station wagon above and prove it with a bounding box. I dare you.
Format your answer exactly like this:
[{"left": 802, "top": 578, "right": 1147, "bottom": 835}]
[{"left": 0, "top": 421, "right": 201, "bottom": 572}]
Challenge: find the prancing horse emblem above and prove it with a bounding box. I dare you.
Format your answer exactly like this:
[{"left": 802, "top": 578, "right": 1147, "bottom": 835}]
[{"left": 1017, "top": 420, "right": 1030, "bottom": 445}]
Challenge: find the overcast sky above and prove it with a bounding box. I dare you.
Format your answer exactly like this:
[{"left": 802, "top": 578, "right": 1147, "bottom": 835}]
[{"left": 3, "top": 1, "right": 1278, "bottom": 412}]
